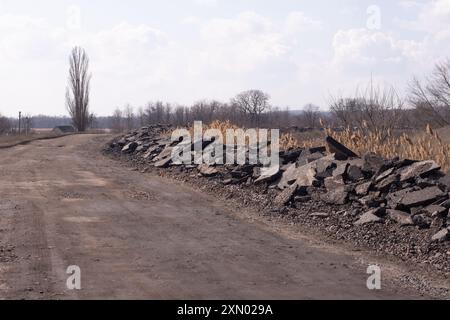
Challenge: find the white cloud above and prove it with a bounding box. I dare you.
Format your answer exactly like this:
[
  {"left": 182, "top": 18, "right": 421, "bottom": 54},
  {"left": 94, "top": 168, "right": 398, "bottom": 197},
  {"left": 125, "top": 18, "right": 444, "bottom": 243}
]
[
  {"left": 193, "top": 0, "right": 218, "bottom": 7},
  {"left": 285, "top": 11, "right": 322, "bottom": 34}
]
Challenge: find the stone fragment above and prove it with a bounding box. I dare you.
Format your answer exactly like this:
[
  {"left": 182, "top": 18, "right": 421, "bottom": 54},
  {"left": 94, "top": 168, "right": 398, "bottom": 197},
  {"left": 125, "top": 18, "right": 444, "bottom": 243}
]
[
  {"left": 347, "top": 165, "right": 364, "bottom": 181},
  {"left": 274, "top": 184, "right": 298, "bottom": 206},
  {"left": 198, "top": 164, "right": 218, "bottom": 177},
  {"left": 355, "top": 209, "right": 383, "bottom": 226},
  {"left": 255, "top": 165, "right": 280, "bottom": 184},
  {"left": 375, "top": 174, "right": 399, "bottom": 191},
  {"left": 400, "top": 187, "right": 446, "bottom": 208},
  {"left": 387, "top": 209, "right": 414, "bottom": 226},
  {"left": 310, "top": 212, "right": 329, "bottom": 218},
  {"left": 399, "top": 160, "right": 441, "bottom": 182},
  {"left": 122, "top": 142, "right": 138, "bottom": 153},
  {"left": 322, "top": 186, "right": 349, "bottom": 205},
  {"left": 374, "top": 168, "right": 395, "bottom": 183},
  {"left": 362, "top": 152, "right": 386, "bottom": 173},
  {"left": 325, "top": 136, "right": 358, "bottom": 160},
  {"left": 356, "top": 181, "right": 372, "bottom": 196},
  {"left": 154, "top": 156, "right": 172, "bottom": 168},
  {"left": 424, "top": 205, "right": 447, "bottom": 216},
  {"left": 432, "top": 228, "right": 450, "bottom": 242}
]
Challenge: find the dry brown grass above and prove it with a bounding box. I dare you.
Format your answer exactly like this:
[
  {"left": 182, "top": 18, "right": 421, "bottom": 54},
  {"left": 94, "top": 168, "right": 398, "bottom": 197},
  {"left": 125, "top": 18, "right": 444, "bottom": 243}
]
[
  {"left": 179, "top": 120, "right": 450, "bottom": 171},
  {"left": 323, "top": 123, "right": 450, "bottom": 171}
]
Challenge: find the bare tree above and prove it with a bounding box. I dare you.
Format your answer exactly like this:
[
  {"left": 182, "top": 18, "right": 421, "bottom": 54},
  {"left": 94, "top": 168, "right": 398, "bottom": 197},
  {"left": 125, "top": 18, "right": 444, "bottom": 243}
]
[
  {"left": 137, "top": 107, "right": 146, "bottom": 128},
  {"left": 329, "top": 81, "right": 404, "bottom": 137},
  {"left": 409, "top": 59, "right": 450, "bottom": 127},
  {"left": 111, "top": 108, "right": 124, "bottom": 133},
  {"left": 232, "top": 90, "right": 271, "bottom": 126},
  {"left": 302, "top": 104, "right": 320, "bottom": 128},
  {"left": 123, "top": 104, "right": 135, "bottom": 131},
  {"left": 66, "top": 46, "right": 92, "bottom": 132},
  {"left": 0, "top": 113, "right": 11, "bottom": 135}
]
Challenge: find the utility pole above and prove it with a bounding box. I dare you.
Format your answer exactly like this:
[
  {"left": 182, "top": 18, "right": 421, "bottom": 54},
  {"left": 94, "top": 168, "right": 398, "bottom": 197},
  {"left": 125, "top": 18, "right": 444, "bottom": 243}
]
[{"left": 18, "top": 111, "right": 22, "bottom": 135}]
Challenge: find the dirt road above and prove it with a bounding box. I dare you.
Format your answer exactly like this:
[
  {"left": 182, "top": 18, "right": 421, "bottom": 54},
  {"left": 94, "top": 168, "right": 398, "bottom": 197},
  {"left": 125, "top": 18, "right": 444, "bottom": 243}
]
[{"left": 0, "top": 134, "right": 427, "bottom": 299}]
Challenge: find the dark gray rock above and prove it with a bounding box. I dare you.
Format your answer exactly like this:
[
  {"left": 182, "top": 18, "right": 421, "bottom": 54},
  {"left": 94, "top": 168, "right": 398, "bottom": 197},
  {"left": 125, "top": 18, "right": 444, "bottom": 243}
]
[
  {"left": 274, "top": 183, "right": 298, "bottom": 206},
  {"left": 375, "top": 174, "right": 399, "bottom": 191},
  {"left": 440, "top": 199, "right": 450, "bottom": 209},
  {"left": 412, "top": 214, "right": 431, "bottom": 229},
  {"left": 439, "top": 173, "right": 450, "bottom": 188},
  {"left": 297, "top": 151, "right": 324, "bottom": 167},
  {"left": 359, "top": 192, "right": 382, "bottom": 208},
  {"left": 374, "top": 168, "right": 395, "bottom": 182},
  {"left": 154, "top": 156, "right": 172, "bottom": 168},
  {"left": 325, "top": 136, "right": 358, "bottom": 160},
  {"left": 401, "top": 186, "right": 446, "bottom": 208},
  {"left": 255, "top": 166, "right": 281, "bottom": 184},
  {"left": 387, "top": 209, "right": 414, "bottom": 226},
  {"left": 347, "top": 165, "right": 364, "bottom": 181},
  {"left": 199, "top": 164, "right": 218, "bottom": 177},
  {"left": 425, "top": 205, "right": 447, "bottom": 216},
  {"left": 362, "top": 152, "right": 386, "bottom": 173},
  {"left": 322, "top": 186, "right": 349, "bottom": 205},
  {"left": 356, "top": 181, "right": 372, "bottom": 196},
  {"left": 432, "top": 228, "right": 450, "bottom": 242},
  {"left": 399, "top": 160, "right": 441, "bottom": 182},
  {"left": 277, "top": 163, "right": 297, "bottom": 189},
  {"left": 315, "top": 155, "right": 337, "bottom": 180},
  {"left": 355, "top": 209, "right": 383, "bottom": 226},
  {"left": 122, "top": 142, "right": 138, "bottom": 153},
  {"left": 310, "top": 212, "right": 329, "bottom": 218}
]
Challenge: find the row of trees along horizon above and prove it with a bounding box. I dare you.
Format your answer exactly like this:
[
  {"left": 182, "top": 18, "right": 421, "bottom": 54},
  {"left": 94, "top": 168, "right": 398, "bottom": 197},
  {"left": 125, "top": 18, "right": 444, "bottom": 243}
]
[{"left": 0, "top": 46, "right": 449, "bottom": 135}]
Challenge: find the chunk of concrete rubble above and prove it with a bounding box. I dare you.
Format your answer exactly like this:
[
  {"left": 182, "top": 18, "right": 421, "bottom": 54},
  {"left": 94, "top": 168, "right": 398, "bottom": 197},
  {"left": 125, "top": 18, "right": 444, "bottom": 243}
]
[
  {"left": 374, "top": 168, "right": 395, "bottom": 183},
  {"left": 375, "top": 174, "right": 399, "bottom": 191},
  {"left": 198, "top": 164, "right": 218, "bottom": 177},
  {"left": 280, "top": 149, "right": 302, "bottom": 164},
  {"left": 154, "top": 147, "right": 173, "bottom": 161},
  {"left": 274, "top": 183, "right": 298, "bottom": 207},
  {"left": 310, "top": 212, "right": 329, "bottom": 218},
  {"left": 297, "top": 150, "right": 324, "bottom": 166},
  {"left": 356, "top": 181, "right": 372, "bottom": 196},
  {"left": 362, "top": 152, "right": 386, "bottom": 173},
  {"left": 432, "top": 228, "right": 450, "bottom": 243},
  {"left": 440, "top": 199, "right": 450, "bottom": 209},
  {"left": 439, "top": 173, "right": 450, "bottom": 188},
  {"left": 412, "top": 214, "right": 431, "bottom": 229},
  {"left": 325, "top": 136, "right": 358, "bottom": 160},
  {"left": 143, "top": 145, "right": 161, "bottom": 160},
  {"left": 255, "top": 165, "right": 280, "bottom": 184},
  {"left": 314, "top": 155, "right": 337, "bottom": 180},
  {"left": 277, "top": 163, "right": 297, "bottom": 189},
  {"left": 296, "top": 164, "right": 318, "bottom": 188},
  {"left": 321, "top": 186, "right": 349, "bottom": 205},
  {"left": 387, "top": 209, "right": 414, "bottom": 226},
  {"left": 355, "top": 209, "right": 383, "bottom": 226},
  {"left": 324, "top": 175, "right": 345, "bottom": 190},
  {"left": 122, "top": 142, "right": 138, "bottom": 153},
  {"left": 347, "top": 164, "right": 364, "bottom": 181},
  {"left": 333, "top": 162, "right": 349, "bottom": 179},
  {"left": 154, "top": 156, "right": 172, "bottom": 168},
  {"left": 359, "top": 192, "right": 383, "bottom": 208},
  {"left": 386, "top": 187, "right": 414, "bottom": 209},
  {"left": 400, "top": 186, "right": 446, "bottom": 208},
  {"left": 425, "top": 205, "right": 447, "bottom": 216},
  {"left": 399, "top": 160, "right": 441, "bottom": 182}
]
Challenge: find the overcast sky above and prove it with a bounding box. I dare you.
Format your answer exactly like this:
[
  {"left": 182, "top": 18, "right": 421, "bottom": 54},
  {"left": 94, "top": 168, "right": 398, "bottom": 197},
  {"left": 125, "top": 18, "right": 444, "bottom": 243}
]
[{"left": 0, "top": 0, "right": 449, "bottom": 117}]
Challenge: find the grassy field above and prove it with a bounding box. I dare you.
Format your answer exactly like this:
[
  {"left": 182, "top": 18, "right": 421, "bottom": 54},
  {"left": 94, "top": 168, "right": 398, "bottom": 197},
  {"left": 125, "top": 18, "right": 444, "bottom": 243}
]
[{"left": 0, "top": 130, "right": 63, "bottom": 148}]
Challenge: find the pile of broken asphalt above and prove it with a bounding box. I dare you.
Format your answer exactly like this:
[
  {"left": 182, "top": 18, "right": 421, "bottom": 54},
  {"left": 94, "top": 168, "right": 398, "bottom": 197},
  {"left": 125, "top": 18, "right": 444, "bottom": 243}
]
[{"left": 104, "top": 125, "right": 450, "bottom": 280}]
